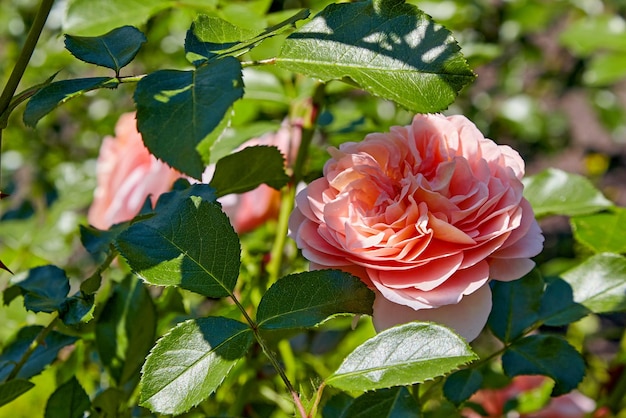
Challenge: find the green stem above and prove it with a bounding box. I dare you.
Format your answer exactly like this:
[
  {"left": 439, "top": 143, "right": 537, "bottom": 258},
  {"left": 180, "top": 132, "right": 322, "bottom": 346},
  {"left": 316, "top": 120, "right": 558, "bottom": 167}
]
[
  {"left": 229, "top": 292, "right": 308, "bottom": 417},
  {"left": 0, "top": 0, "right": 56, "bottom": 123},
  {"left": 266, "top": 184, "right": 296, "bottom": 285},
  {"left": 6, "top": 313, "right": 59, "bottom": 381}
]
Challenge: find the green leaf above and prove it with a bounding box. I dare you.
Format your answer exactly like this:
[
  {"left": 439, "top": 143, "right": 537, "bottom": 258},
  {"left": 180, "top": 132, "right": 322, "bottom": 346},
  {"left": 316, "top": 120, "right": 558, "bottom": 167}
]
[
  {"left": 571, "top": 208, "right": 626, "bottom": 254},
  {"left": 80, "top": 224, "right": 127, "bottom": 259},
  {"left": 522, "top": 168, "right": 613, "bottom": 218},
  {"left": 139, "top": 317, "right": 253, "bottom": 415},
  {"left": 134, "top": 57, "right": 244, "bottom": 178},
  {"left": 91, "top": 388, "right": 125, "bottom": 418},
  {"left": 23, "top": 77, "right": 118, "bottom": 127},
  {"left": 60, "top": 291, "right": 95, "bottom": 326},
  {"left": 584, "top": 53, "right": 626, "bottom": 86},
  {"left": 256, "top": 270, "right": 375, "bottom": 330},
  {"left": 538, "top": 278, "right": 590, "bottom": 326},
  {"left": 96, "top": 276, "right": 156, "bottom": 385},
  {"left": 64, "top": 0, "right": 173, "bottom": 36},
  {"left": 64, "top": 26, "right": 146, "bottom": 74},
  {"left": 323, "top": 392, "right": 354, "bottom": 418},
  {"left": 207, "top": 120, "right": 282, "bottom": 164},
  {"left": 0, "top": 326, "right": 78, "bottom": 381},
  {"left": 116, "top": 191, "right": 240, "bottom": 298},
  {"left": 185, "top": 15, "right": 257, "bottom": 64},
  {"left": 186, "top": 9, "right": 311, "bottom": 65},
  {"left": 559, "top": 15, "right": 626, "bottom": 57},
  {"left": 502, "top": 335, "right": 585, "bottom": 396},
  {"left": 343, "top": 387, "right": 420, "bottom": 418},
  {"left": 44, "top": 377, "right": 90, "bottom": 418},
  {"left": 487, "top": 270, "right": 543, "bottom": 342},
  {"left": 443, "top": 368, "right": 483, "bottom": 405},
  {"left": 561, "top": 253, "right": 626, "bottom": 313},
  {"left": 209, "top": 146, "right": 290, "bottom": 197},
  {"left": 11, "top": 265, "right": 70, "bottom": 313},
  {"left": 276, "top": 0, "right": 475, "bottom": 113},
  {"left": 0, "top": 379, "right": 34, "bottom": 407},
  {"left": 325, "top": 322, "right": 477, "bottom": 391}
]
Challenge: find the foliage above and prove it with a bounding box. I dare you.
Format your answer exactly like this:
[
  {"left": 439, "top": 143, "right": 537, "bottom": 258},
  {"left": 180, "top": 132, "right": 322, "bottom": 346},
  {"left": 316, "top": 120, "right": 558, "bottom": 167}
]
[{"left": 1, "top": 0, "right": 626, "bottom": 417}]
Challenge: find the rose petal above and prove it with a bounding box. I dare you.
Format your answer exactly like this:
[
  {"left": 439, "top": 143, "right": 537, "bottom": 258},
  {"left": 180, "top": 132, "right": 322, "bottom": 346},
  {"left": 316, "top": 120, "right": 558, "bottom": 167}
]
[{"left": 372, "top": 284, "right": 493, "bottom": 341}]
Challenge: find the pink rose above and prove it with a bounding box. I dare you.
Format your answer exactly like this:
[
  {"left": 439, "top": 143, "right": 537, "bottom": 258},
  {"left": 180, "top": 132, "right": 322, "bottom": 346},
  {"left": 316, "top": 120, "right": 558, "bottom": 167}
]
[
  {"left": 88, "top": 112, "right": 180, "bottom": 230},
  {"left": 464, "top": 375, "right": 595, "bottom": 418},
  {"left": 89, "top": 113, "right": 301, "bottom": 234},
  {"left": 288, "top": 114, "right": 544, "bottom": 341}
]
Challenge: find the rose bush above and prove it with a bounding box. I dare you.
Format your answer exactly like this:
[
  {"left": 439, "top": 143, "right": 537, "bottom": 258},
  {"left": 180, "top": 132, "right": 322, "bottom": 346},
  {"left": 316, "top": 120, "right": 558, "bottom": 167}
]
[
  {"left": 289, "top": 114, "right": 544, "bottom": 341},
  {"left": 89, "top": 113, "right": 300, "bottom": 233}
]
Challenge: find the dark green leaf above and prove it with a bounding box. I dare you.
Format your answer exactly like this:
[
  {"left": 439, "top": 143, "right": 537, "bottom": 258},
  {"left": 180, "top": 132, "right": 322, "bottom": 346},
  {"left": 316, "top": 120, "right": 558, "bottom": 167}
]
[
  {"left": 134, "top": 57, "right": 244, "bottom": 178},
  {"left": 24, "top": 77, "right": 118, "bottom": 127},
  {"left": 209, "top": 146, "right": 290, "bottom": 197},
  {"left": 522, "top": 168, "right": 613, "bottom": 218},
  {"left": 44, "top": 377, "right": 90, "bottom": 418},
  {"left": 443, "top": 368, "right": 483, "bottom": 405},
  {"left": 539, "top": 278, "right": 590, "bottom": 326},
  {"left": 13, "top": 265, "right": 69, "bottom": 313},
  {"left": 116, "top": 192, "right": 240, "bottom": 298},
  {"left": 60, "top": 291, "right": 95, "bottom": 326},
  {"left": 571, "top": 208, "right": 626, "bottom": 254},
  {"left": 502, "top": 335, "right": 585, "bottom": 396},
  {"left": 91, "top": 388, "right": 125, "bottom": 418},
  {"left": 64, "top": 0, "right": 173, "bottom": 36},
  {"left": 64, "top": 26, "right": 146, "bottom": 74},
  {"left": 139, "top": 317, "right": 253, "bottom": 415},
  {"left": 323, "top": 392, "right": 354, "bottom": 418},
  {"left": 96, "top": 276, "right": 156, "bottom": 385},
  {"left": 0, "top": 379, "right": 34, "bottom": 407},
  {"left": 326, "top": 322, "right": 477, "bottom": 391},
  {"left": 153, "top": 183, "right": 217, "bottom": 211},
  {"left": 487, "top": 270, "right": 543, "bottom": 342},
  {"left": 0, "top": 326, "right": 78, "bottom": 381},
  {"left": 343, "top": 387, "right": 419, "bottom": 418},
  {"left": 257, "top": 270, "right": 374, "bottom": 330},
  {"left": 277, "top": 0, "right": 475, "bottom": 113},
  {"left": 80, "top": 223, "right": 126, "bottom": 259},
  {"left": 561, "top": 253, "right": 626, "bottom": 313}
]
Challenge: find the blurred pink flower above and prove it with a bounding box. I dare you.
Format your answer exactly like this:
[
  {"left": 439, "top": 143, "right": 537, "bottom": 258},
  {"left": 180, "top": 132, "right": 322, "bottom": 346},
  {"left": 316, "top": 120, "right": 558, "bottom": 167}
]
[
  {"left": 288, "top": 114, "right": 544, "bottom": 341},
  {"left": 89, "top": 113, "right": 300, "bottom": 233},
  {"left": 464, "top": 375, "right": 595, "bottom": 418},
  {"left": 88, "top": 113, "right": 180, "bottom": 230}
]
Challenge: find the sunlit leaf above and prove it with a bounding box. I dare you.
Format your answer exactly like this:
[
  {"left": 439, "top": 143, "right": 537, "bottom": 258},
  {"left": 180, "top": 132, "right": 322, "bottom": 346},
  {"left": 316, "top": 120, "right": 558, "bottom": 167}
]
[
  {"left": 44, "top": 377, "right": 90, "bottom": 418},
  {"left": 185, "top": 15, "right": 257, "bottom": 64},
  {"left": 64, "top": 26, "right": 146, "bottom": 74},
  {"left": 64, "top": 0, "right": 173, "bottom": 36},
  {"left": 326, "top": 322, "right": 476, "bottom": 391},
  {"left": 277, "top": 0, "right": 475, "bottom": 113},
  {"left": 116, "top": 190, "right": 240, "bottom": 298},
  {"left": 502, "top": 335, "right": 585, "bottom": 396},
  {"left": 256, "top": 270, "right": 375, "bottom": 330},
  {"left": 134, "top": 57, "right": 244, "bottom": 178},
  {"left": 561, "top": 253, "right": 626, "bottom": 313},
  {"left": 24, "top": 77, "right": 118, "bottom": 127},
  {"left": 571, "top": 208, "right": 626, "bottom": 254},
  {"left": 209, "top": 146, "right": 290, "bottom": 197},
  {"left": 522, "top": 168, "right": 613, "bottom": 218},
  {"left": 139, "top": 317, "right": 253, "bottom": 415}
]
